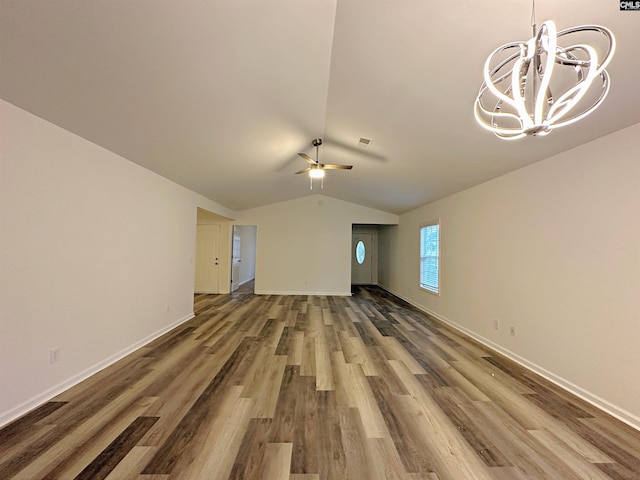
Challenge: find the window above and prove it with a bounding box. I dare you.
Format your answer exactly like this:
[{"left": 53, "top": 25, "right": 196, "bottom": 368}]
[
  {"left": 355, "top": 240, "right": 366, "bottom": 264},
  {"left": 420, "top": 222, "right": 440, "bottom": 294}
]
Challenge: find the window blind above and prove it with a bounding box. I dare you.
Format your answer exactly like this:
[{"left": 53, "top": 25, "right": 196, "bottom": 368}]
[{"left": 420, "top": 223, "right": 439, "bottom": 294}]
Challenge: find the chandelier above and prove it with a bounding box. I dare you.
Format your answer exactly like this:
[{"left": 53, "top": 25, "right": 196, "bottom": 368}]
[{"left": 474, "top": 5, "right": 615, "bottom": 140}]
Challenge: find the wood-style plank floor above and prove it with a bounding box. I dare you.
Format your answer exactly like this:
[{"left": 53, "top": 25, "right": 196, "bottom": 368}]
[{"left": 1, "top": 284, "right": 639, "bottom": 479}]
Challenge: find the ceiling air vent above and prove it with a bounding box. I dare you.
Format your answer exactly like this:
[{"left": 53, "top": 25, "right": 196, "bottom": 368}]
[{"left": 357, "top": 137, "right": 372, "bottom": 149}]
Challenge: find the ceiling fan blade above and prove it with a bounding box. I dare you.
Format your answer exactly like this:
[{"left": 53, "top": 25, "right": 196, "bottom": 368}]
[
  {"left": 321, "top": 164, "right": 353, "bottom": 170},
  {"left": 294, "top": 167, "right": 312, "bottom": 174},
  {"left": 298, "top": 153, "right": 316, "bottom": 165}
]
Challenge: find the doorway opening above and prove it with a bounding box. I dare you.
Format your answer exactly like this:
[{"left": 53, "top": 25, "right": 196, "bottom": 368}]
[
  {"left": 231, "top": 225, "right": 257, "bottom": 293},
  {"left": 351, "top": 225, "right": 379, "bottom": 286},
  {"left": 194, "top": 208, "right": 233, "bottom": 294}
]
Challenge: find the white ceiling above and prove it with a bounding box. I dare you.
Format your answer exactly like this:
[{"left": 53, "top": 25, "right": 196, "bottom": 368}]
[{"left": 2, "top": 0, "right": 639, "bottom": 214}]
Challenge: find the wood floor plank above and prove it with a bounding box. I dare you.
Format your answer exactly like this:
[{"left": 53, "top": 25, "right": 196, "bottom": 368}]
[
  {"left": 301, "top": 335, "right": 316, "bottom": 377},
  {"left": 103, "top": 446, "right": 157, "bottom": 480},
  {"left": 275, "top": 326, "right": 292, "bottom": 356},
  {"left": 367, "top": 345, "right": 409, "bottom": 396},
  {"left": 0, "top": 423, "right": 57, "bottom": 466},
  {"left": 346, "top": 363, "right": 389, "bottom": 438},
  {"left": 2, "top": 284, "right": 639, "bottom": 479},
  {"left": 141, "top": 337, "right": 256, "bottom": 474},
  {"left": 268, "top": 366, "right": 301, "bottom": 444},
  {"left": 261, "top": 443, "right": 293, "bottom": 480},
  {"left": 390, "top": 359, "right": 497, "bottom": 480},
  {"left": 228, "top": 418, "right": 271, "bottom": 480},
  {"left": 368, "top": 376, "right": 438, "bottom": 474},
  {"left": 527, "top": 429, "right": 614, "bottom": 480},
  {"left": 10, "top": 394, "right": 156, "bottom": 480},
  {"left": 314, "top": 332, "right": 334, "bottom": 391},
  {"left": 580, "top": 416, "right": 640, "bottom": 462},
  {"left": 290, "top": 374, "right": 319, "bottom": 474},
  {"left": 330, "top": 350, "right": 357, "bottom": 409},
  {"left": 59, "top": 405, "right": 159, "bottom": 480},
  {"left": 452, "top": 357, "right": 624, "bottom": 466},
  {"left": 0, "top": 401, "right": 65, "bottom": 450},
  {"left": 316, "top": 390, "right": 347, "bottom": 479},
  {"left": 139, "top": 347, "right": 228, "bottom": 446},
  {"left": 431, "top": 387, "right": 511, "bottom": 468},
  {"left": 472, "top": 400, "right": 586, "bottom": 480},
  {"left": 180, "top": 391, "right": 255, "bottom": 480},
  {"left": 339, "top": 330, "right": 379, "bottom": 376},
  {"left": 73, "top": 416, "right": 158, "bottom": 480},
  {"left": 379, "top": 336, "right": 428, "bottom": 375},
  {"left": 366, "top": 436, "right": 410, "bottom": 480},
  {"left": 338, "top": 406, "right": 374, "bottom": 480},
  {"left": 246, "top": 352, "right": 287, "bottom": 419}
]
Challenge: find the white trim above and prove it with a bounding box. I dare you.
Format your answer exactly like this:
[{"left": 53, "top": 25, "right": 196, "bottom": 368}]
[
  {"left": 254, "top": 290, "right": 352, "bottom": 296},
  {"left": 0, "top": 313, "right": 195, "bottom": 428},
  {"left": 379, "top": 286, "right": 640, "bottom": 432}
]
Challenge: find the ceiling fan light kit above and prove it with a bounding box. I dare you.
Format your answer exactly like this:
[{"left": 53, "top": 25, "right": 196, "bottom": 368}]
[
  {"left": 309, "top": 168, "right": 325, "bottom": 179},
  {"left": 296, "top": 138, "right": 353, "bottom": 190},
  {"left": 474, "top": 2, "right": 615, "bottom": 140}
]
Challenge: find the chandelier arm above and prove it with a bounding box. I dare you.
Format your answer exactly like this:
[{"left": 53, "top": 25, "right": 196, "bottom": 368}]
[
  {"left": 474, "top": 105, "right": 528, "bottom": 139},
  {"left": 475, "top": 104, "right": 526, "bottom": 128},
  {"left": 482, "top": 43, "right": 527, "bottom": 111},
  {"left": 496, "top": 131, "right": 527, "bottom": 141},
  {"left": 557, "top": 25, "right": 616, "bottom": 72},
  {"left": 531, "top": 21, "right": 557, "bottom": 127},
  {"left": 554, "top": 50, "right": 586, "bottom": 86},
  {"left": 546, "top": 43, "right": 599, "bottom": 124},
  {"left": 474, "top": 100, "right": 527, "bottom": 135},
  {"left": 547, "top": 73, "right": 610, "bottom": 129},
  {"left": 481, "top": 62, "right": 520, "bottom": 108},
  {"left": 511, "top": 54, "right": 536, "bottom": 130},
  {"left": 476, "top": 76, "right": 530, "bottom": 134},
  {"left": 555, "top": 52, "right": 591, "bottom": 69},
  {"left": 487, "top": 48, "right": 524, "bottom": 78}
]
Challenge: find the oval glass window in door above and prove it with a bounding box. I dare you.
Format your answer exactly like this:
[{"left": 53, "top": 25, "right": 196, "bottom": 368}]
[{"left": 355, "top": 240, "right": 366, "bottom": 264}]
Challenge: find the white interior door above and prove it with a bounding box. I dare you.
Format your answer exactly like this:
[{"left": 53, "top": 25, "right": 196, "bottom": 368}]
[
  {"left": 195, "top": 224, "right": 220, "bottom": 293},
  {"left": 351, "top": 233, "right": 373, "bottom": 285},
  {"left": 231, "top": 229, "right": 241, "bottom": 292}
]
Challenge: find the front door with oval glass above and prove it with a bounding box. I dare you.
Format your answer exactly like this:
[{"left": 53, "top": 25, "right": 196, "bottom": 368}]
[{"left": 351, "top": 233, "right": 373, "bottom": 285}]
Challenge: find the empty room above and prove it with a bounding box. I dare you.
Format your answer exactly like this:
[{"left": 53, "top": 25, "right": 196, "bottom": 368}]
[{"left": 1, "top": 1, "right": 639, "bottom": 479}]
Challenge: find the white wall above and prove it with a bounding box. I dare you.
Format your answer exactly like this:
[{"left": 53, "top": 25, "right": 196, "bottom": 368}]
[
  {"left": 378, "top": 225, "right": 395, "bottom": 289},
  {"left": 0, "top": 100, "right": 234, "bottom": 425},
  {"left": 236, "top": 195, "right": 398, "bottom": 295},
  {"left": 383, "top": 123, "right": 640, "bottom": 428}
]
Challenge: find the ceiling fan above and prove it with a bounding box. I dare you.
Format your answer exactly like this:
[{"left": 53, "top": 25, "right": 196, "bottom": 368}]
[{"left": 296, "top": 138, "right": 353, "bottom": 188}]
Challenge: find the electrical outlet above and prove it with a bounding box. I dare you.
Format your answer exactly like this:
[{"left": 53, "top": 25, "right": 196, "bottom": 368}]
[
  {"left": 510, "top": 325, "right": 516, "bottom": 336},
  {"left": 50, "top": 347, "right": 61, "bottom": 364},
  {"left": 493, "top": 319, "right": 500, "bottom": 330},
  {"left": 166, "top": 304, "right": 171, "bottom": 313}
]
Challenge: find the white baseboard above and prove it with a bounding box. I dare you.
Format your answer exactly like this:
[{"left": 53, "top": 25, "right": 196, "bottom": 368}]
[
  {"left": 379, "top": 286, "right": 640, "bottom": 432},
  {"left": 0, "top": 313, "right": 195, "bottom": 428},
  {"left": 254, "top": 290, "right": 352, "bottom": 296}
]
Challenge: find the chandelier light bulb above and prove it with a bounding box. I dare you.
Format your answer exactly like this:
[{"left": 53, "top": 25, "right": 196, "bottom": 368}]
[{"left": 474, "top": 20, "right": 615, "bottom": 140}]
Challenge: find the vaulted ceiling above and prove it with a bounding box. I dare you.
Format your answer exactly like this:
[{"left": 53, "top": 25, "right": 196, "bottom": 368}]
[{"left": 2, "top": 0, "right": 638, "bottom": 214}]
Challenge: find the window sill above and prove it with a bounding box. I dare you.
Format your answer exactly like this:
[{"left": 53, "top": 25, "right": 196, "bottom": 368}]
[{"left": 419, "top": 286, "right": 440, "bottom": 297}]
